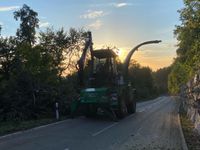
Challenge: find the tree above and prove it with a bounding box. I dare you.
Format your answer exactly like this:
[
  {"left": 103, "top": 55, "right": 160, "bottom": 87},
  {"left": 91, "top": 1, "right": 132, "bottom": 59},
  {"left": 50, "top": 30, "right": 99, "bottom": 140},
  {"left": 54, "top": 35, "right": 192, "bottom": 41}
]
[
  {"left": 0, "top": 37, "right": 17, "bottom": 80},
  {"left": 168, "top": 0, "right": 200, "bottom": 94},
  {"left": 0, "top": 3, "right": 122, "bottom": 121},
  {"left": 63, "top": 28, "right": 88, "bottom": 74},
  {"left": 39, "top": 27, "right": 88, "bottom": 76},
  {"left": 39, "top": 28, "right": 68, "bottom": 78},
  {"left": 175, "top": 0, "right": 200, "bottom": 59},
  {"left": 129, "top": 60, "right": 154, "bottom": 100},
  {"left": 14, "top": 4, "right": 39, "bottom": 46},
  {"left": 153, "top": 67, "right": 171, "bottom": 94},
  {"left": 0, "top": 25, "right": 2, "bottom": 36},
  {"left": 168, "top": 62, "right": 191, "bottom": 94}
]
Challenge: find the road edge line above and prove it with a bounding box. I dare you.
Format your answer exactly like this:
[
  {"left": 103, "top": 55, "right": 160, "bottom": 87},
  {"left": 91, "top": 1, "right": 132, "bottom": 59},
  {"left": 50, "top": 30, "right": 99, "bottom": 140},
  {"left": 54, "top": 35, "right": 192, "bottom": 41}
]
[
  {"left": 178, "top": 113, "right": 188, "bottom": 150},
  {"left": 0, "top": 119, "right": 69, "bottom": 140}
]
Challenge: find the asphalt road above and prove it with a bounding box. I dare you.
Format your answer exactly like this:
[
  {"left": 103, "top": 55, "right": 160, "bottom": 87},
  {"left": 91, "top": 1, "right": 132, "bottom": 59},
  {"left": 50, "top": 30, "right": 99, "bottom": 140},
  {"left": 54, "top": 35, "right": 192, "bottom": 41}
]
[{"left": 0, "top": 96, "right": 185, "bottom": 150}]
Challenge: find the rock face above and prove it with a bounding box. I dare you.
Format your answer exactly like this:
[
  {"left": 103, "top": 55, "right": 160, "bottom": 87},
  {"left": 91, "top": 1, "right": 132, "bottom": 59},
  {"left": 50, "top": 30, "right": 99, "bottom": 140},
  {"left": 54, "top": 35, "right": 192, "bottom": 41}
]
[{"left": 180, "top": 71, "right": 200, "bottom": 133}]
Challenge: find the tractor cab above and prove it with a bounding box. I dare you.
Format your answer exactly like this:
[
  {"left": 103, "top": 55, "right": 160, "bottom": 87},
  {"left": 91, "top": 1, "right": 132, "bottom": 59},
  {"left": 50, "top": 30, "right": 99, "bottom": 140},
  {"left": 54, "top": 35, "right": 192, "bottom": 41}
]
[{"left": 89, "top": 49, "right": 119, "bottom": 88}]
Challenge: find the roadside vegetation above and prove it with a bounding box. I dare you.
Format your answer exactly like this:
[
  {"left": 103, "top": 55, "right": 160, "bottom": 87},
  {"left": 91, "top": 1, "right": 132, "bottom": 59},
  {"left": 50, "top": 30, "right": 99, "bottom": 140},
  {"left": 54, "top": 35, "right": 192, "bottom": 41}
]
[
  {"left": 168, "top": 0, "right": 200, "bottom": 94},
  {"left": 180, "top": 106, "right": 200, "bottom": 150},
  {"left": 129, "top": 61, "right": 170, "bottom": 100},
  {"left": 0, "top": 4, "right": 85, "bottom": 134},
  {"left": 169, "top": 0, "right": 200, "bottom": 148}
]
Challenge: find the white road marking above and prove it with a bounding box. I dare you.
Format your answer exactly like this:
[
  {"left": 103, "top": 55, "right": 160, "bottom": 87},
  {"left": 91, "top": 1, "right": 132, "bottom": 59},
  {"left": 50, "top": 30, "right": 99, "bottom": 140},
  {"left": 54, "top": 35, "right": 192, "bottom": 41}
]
[
  {"left": 92, "top": 112, "right": 136, "bottom": 137},
  {"left": 92, "top": 122, "right": 118, "bottom": 137},
  {"left": 64, "top": 148, "right": 69, "bottom": 150},
  {"left": 137, "top": 97, "right": 166, "bottom": 113}
]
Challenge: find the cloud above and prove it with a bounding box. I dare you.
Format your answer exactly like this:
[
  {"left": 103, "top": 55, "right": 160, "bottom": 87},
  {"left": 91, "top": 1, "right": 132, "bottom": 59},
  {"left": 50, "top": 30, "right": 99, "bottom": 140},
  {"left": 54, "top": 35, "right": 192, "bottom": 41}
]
[
  {"left": 0, "top": 6, "right": 19, "bottom": 11},
  {"left": 81, "top": 10, "right": 105, "bottom": 19},
  {"left": 39, "top": 16, "right": 47, "bottom": 19},
  {"left": 89, "top": 2, "right": 135, "bottom": 8},
  {"left": 112, "top": 3, "right": 132, "bottom": 8},
  {"left": 88, "top": 20, "right": 103, "bottom": 30},
  {"left": 39, "top": 21, "right": 50, "bottom": 28}
]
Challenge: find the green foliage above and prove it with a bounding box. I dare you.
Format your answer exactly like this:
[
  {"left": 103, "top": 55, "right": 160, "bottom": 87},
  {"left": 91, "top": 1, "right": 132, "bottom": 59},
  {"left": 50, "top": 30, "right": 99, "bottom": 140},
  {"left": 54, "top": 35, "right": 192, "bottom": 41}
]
[
  {"left": 39, "top": 27, "right": 87, "bottom": 75},
  {"left": 129, "top": 61, "right": 155, "bottom": 100},
  {"left": 0, "top": 25, "right": 2, "bottom": 36},
  {"left": 128, "top": 60, "right": 171, "bottom": 100},
  {"left": 0, "top": 37, "right": 17, "bottom": 80},
  {"left": 153, "top": 67, "right": 171, "bottom": 94},
  {"left": 168, "top": 62, "right": 192, "bottom": 94},
  {"left": 0, "top": 4, "right": 87, "bottom": 121},
  {"left": 175, "top": 0, "right": 200, "bottom": 59},
  {"left": 168, "top": 0, "right": 200, "bottom": 94},
  {"left": 14, "top": 4, "right": 39, "bottom": 46}
]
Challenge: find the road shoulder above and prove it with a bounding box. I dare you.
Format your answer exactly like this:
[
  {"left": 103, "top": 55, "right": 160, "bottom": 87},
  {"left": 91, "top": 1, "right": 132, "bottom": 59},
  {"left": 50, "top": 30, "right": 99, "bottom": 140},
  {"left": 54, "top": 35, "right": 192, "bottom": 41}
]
[
  {"left": 0, "top": 119, "right": 69, "bottom": 140},
  {"left": 179, "top": 108, "right": 200, "bottom": 150}
]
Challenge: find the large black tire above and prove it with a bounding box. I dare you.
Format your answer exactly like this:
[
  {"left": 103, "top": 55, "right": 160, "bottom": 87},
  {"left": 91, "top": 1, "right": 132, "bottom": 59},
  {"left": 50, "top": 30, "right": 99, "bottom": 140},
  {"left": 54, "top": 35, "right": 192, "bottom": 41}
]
[
  {"left": 116, "top": 99, "right": 128, "bottom": 119},
  {"left": 132, "top": 100, "right": 136, "bottom": 113},
  {"left": 127, "top": 100, "right": 136, "bottom": 114}
]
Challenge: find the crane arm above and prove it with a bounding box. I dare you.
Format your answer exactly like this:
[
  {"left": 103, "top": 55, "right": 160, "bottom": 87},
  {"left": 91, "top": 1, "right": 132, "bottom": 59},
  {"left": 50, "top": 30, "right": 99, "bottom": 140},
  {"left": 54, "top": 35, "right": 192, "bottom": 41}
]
[{"left": 77, "top": 31, "right": 93, "bottom": 86}]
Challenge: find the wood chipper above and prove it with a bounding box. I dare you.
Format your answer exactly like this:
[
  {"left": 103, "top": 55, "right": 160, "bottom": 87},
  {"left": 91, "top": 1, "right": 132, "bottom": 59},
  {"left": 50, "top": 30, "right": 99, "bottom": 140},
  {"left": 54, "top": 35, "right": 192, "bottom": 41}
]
[{"left": 70, "top": 32, "right": 161, "bottom": 121}]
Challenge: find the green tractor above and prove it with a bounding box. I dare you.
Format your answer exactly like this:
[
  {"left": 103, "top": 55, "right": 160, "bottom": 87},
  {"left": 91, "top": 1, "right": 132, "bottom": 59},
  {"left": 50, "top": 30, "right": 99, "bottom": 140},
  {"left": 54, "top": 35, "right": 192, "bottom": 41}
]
[{"left": 70, "top": 32, "right": 161, "bottom": 121}]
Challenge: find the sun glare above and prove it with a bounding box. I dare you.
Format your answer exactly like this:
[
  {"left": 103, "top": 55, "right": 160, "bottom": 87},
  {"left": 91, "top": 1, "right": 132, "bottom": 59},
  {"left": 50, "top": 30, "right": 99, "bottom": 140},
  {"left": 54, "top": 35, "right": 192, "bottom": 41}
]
[{"left": 117, "top": 48, "right": 127, "bottom": 62}]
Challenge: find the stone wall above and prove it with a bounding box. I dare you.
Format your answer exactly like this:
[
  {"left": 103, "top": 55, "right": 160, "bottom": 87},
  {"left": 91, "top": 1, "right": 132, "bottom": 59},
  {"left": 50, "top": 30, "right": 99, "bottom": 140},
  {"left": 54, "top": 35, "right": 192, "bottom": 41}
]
[{"left": 180, "top": 70, "right": 200, "bottom": 133}]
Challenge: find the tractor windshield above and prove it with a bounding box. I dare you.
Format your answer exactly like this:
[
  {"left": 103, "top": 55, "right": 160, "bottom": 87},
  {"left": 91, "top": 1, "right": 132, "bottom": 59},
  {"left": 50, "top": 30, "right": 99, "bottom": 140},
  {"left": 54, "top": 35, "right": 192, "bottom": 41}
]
[{"left": 88, "top": 49, "right": 118, "bottom": 87}]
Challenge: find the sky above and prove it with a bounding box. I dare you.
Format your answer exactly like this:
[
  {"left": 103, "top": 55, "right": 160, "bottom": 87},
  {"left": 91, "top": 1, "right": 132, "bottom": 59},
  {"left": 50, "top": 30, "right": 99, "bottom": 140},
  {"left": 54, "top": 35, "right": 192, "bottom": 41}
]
[{"left": 0, "top": 0, "right": 184, "bottom": 71}]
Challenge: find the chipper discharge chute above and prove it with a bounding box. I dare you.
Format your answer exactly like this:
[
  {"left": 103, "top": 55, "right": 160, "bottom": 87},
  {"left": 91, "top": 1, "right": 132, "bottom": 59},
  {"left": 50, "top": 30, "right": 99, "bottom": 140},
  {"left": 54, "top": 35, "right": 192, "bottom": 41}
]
[{"left": 70, "top": 31, "right": 161, "bottom": 121}]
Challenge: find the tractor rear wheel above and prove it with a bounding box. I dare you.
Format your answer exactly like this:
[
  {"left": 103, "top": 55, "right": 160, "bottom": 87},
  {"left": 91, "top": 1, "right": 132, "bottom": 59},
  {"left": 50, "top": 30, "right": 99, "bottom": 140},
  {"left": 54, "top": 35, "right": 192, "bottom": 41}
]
[
  {"left": 127, "top": 100, "right": 136, "bottom": 114},
  {"left": 116, "top": 99, "right": 128, "bottom": 119}
]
